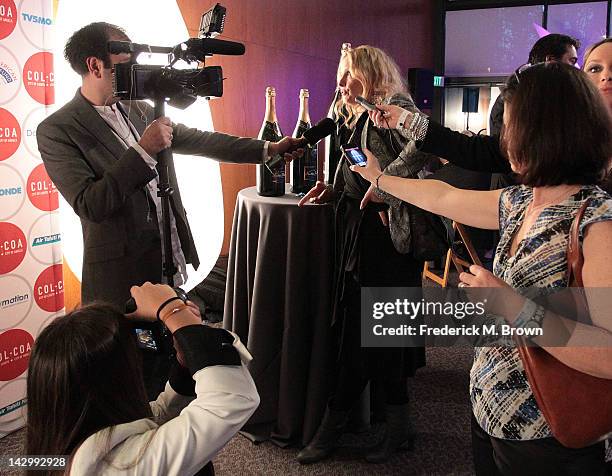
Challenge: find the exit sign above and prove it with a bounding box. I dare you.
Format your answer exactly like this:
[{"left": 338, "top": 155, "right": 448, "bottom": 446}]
[{"left": 433, "top": 76, "right": 445, "bottom": 87}]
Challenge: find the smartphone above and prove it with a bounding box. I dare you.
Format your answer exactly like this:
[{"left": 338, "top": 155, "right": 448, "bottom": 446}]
[
  {"left": 134, "top": 328, "right": 160, "bottom": 352},
  {"left": 356, "top": 95, "right": 378, "bottom": 111},
  {"left": 341, "top": 145, "right": 367, "bottom": 167}
]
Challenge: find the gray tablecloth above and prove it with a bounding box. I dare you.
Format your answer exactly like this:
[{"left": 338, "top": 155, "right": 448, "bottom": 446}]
[{"left": 223, "top": 185, "right": 335, "bottom": 446}]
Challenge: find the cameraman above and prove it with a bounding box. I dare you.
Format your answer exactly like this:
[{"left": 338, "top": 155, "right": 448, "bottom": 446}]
[
  {"left": 37, "top": 22, "right": 301, "bottom": 309},
  {"left": 26, "top": 282, "right": 259, "bottom": 475}
]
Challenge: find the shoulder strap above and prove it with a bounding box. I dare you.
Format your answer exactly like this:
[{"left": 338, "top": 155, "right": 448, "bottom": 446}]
[{"left": 566, "top": 199, "right": 590, "bottom": 287}]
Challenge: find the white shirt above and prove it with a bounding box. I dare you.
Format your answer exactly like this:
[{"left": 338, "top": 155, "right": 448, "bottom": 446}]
[
  {"left": 69, "top": 333, "right": 259, "bottom": 476},
  {"left": 93, "top": 103, "right": 187, "bottom": 285}
]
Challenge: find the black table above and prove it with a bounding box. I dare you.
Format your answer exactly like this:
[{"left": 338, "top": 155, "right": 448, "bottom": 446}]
[{"left": 223, "top": 185, "right": 336, "bottom": 446}]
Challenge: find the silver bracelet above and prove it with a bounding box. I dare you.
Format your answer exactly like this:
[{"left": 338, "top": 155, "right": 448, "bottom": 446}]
[
  {"left": 406, "top": 113, "right": 429, "bottom": 142},
  {"left": 413, "top": 114, "right": 429, "bottom": 142}
]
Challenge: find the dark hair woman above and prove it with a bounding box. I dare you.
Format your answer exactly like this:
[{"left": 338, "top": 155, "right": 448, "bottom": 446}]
[
  {"left": 26, "top": 283, "right": 259, "bottom": 475},
  {"left": 352, "top": 62, "right": 612, "bottom": 475}
]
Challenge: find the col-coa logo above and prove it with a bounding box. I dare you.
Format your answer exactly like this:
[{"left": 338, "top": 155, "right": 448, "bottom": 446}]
[
  {"left": 0, "top": 109, "right": 20, "bottom": 160},
  {"left": 0, "top": 0, "right": 17, "bottom": 40}
]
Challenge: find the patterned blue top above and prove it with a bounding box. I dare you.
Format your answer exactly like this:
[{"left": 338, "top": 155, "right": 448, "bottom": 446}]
[{"left": 471, "top": 184, "right": 612, "bottom": 440}]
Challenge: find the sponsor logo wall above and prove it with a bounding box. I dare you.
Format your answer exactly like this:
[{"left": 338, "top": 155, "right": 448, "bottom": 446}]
[{"left": 0, "top": 0, "right": 61, "bottom": 437}]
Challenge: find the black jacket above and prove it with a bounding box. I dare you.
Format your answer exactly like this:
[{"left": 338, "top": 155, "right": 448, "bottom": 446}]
[{"left": 420, "top": 119, "right": 511, "bottom": 175}]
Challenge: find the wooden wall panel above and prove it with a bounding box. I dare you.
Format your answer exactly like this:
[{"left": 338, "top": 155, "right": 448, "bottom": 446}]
[{"left": 177, "top": 0, "right": 435, "bottom": 255}]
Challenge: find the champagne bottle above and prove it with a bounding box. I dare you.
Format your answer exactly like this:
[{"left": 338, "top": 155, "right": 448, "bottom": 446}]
[
  {"left": 323, "top": 43, "right": 351, "bottom": 184},
  {"left": 291, "top": 89, "right": 318, "bottom": 194},
  {"left": 323, "top": 88, "right": 341, "bottom": 185},
  {"left": 257, "top": 87, "right": 285, "bottom": 197}
]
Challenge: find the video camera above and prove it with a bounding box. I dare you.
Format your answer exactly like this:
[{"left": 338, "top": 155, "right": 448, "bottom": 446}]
[{"left": 109, "top": 3, "right": 244, "bottom": 109}]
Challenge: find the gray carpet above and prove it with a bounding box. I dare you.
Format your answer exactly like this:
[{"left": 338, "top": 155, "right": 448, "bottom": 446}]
[{"left": 0, "top": 346, "right": 474, "bottom": 476}]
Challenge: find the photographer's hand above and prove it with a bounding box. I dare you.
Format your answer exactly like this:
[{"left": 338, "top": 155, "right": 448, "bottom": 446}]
[
  {"left": 139, "top": 117, "right": 174, "bottom": 156},
  {"left": 129, "top": 282, "right": 200, "bottom": 332}
]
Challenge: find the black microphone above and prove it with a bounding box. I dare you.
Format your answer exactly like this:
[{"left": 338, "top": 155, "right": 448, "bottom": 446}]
[
  {"left": 266, "top": 118, "right": 336, "bottom": 170},
  {"left": 184, "top": 38, "right": 246, "bottom": 58}
]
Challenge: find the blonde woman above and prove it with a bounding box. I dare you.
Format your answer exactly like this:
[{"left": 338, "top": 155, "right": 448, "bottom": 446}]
[
  {"left": 583, "top": 38, "right": 612, "bottom": 114},
  {"left": 296, "top": 45, "right": 442, "bottom": 464}
]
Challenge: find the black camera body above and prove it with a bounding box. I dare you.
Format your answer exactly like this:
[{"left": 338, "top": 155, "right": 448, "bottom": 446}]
[{"left": 113, "top": 62, "right": 223, "bottom": 109}]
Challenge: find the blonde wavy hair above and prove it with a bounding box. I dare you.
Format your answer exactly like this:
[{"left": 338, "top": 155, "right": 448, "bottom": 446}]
[
  {"left": 334, "top": 45, "right": 408, "bottom": 127},
  {"left": 583, "top": 37, "right": 612, "bottom": 67}
]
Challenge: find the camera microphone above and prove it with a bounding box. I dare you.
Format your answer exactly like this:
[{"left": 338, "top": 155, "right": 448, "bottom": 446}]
[
  {"left": 265, "top": 117, "right": 336, "bottom": 170},
  {"left": 183, "top": 38, "right": 245, "bottom": 60}
]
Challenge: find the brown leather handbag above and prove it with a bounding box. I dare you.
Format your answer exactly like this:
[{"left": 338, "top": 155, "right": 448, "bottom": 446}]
[{"left": 516, "top": 199, "right": 612, "bottom": 448}]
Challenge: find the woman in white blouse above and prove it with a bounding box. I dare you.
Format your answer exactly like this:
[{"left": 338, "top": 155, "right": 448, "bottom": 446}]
[{"left": 26, "top": 283, "right": 259, "bottom": 476}]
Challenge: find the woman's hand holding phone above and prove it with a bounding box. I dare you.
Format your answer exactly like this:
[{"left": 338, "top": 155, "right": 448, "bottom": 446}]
[
  {"left": 349, "top": 148, "right": 383, "bottom": 184},
  {"left": 341, "top": 145, "right": 368, "bottom": 167}
]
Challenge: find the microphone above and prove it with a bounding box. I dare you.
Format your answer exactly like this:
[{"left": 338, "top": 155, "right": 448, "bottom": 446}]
[
  {"left": 266, "top": 118, "right": 336, "bottom": 170},
  {"left": 183, "top": 38, "right": 246, "bottom": 59}
]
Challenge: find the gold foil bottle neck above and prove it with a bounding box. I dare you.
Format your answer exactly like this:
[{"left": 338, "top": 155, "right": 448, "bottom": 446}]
[{"left": 265, "top": 86, "right": 276, "bottom": 97}]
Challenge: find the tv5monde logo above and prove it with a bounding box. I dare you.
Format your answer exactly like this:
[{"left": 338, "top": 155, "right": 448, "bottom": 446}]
[{"left": 19, "top": 0, "right": 56, "bottom": 50}]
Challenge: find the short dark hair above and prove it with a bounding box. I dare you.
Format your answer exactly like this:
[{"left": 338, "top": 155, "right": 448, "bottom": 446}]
[
  {"left": 501, "top": 62, "right": 611, "bottom": 187},
  {"left": 26, "top": 304, "right": 151, "bottom": 457},
  {"left": 528, "top": 33, "right": 580, "bottom": 64},
  {"left": 64, "top": 22, "right": 130, "bottom": 75}
]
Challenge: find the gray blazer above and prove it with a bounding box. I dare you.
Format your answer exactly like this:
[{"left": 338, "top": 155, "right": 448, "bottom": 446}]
[
  {"left": 37, "top": 89, "right": 265, "bottom": 306},
  {"left": 330, "top": 93, "right": 438, "bottom": 255}
]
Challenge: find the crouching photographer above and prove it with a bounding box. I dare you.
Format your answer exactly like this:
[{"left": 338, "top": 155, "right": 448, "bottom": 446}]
[{"left": 26, "top": 283, "right": 259, "bottom": 476}]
